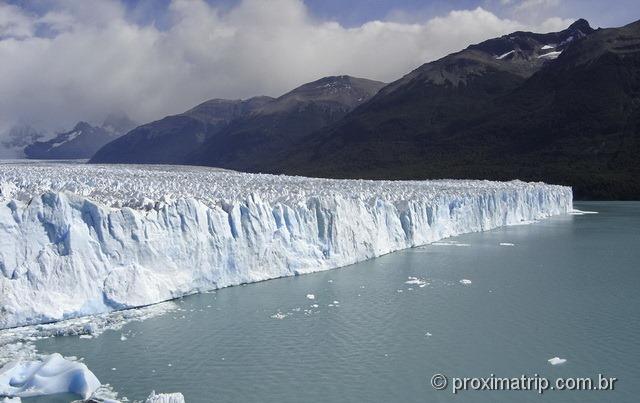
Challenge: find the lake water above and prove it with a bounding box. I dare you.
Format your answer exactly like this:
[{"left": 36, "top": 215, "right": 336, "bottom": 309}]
[{"left": 31, "top": 202, "right": 640, "bottom": 402}]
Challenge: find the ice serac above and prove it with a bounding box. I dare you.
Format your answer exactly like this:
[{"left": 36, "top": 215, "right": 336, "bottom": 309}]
[{"left": 0, "top": 163, "right": 573, "bottom": 329}]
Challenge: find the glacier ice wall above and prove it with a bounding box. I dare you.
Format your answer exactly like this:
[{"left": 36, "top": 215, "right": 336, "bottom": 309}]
[{"left": 0, "top": 163, "right": 572, "bottom": 329}]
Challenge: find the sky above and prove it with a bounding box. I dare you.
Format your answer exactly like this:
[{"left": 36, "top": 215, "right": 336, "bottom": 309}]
[{"left": 0, "top": 0, "right": 638, "bottom": 136}]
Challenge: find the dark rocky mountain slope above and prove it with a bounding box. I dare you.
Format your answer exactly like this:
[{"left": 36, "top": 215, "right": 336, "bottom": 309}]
[
  {"left": 90, "top": 76, "right": 385, "bottom": 166},
  {"left": 262, "top": 19, "right": 640, "bottom": 199}
]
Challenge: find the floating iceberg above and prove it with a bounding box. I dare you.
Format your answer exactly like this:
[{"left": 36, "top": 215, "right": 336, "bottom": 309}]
[
  {"left": 548, "top": 356, "right": 567, "bottom": 365},
  {"left": 0, "top": 353, "right": 100, "bottom": 399},
  {"left": 0, "top": 162, "right": 572, "bottom": 329}
]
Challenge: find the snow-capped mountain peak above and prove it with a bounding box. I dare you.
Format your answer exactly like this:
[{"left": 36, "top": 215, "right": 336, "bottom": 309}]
[{"left": 23, "top": 115, "right": 135, "bottom": 160}]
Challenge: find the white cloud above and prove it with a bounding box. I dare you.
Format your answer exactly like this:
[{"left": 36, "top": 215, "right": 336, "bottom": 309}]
[
  {"left": 0, "top": 0, "right": 574, "bottom": 135},
  {"left": 515, "top": 0, "right": 561, "bottom": 12},
  {"left": 0, "top": 3, "right": 35, "bottom": 39}
]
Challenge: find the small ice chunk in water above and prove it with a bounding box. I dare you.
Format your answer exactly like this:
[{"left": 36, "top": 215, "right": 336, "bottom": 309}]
[
  {"left": 145, "top": 390, "right": 186, "bottom": 403},
  {"left": 333, "top": 301, "right": 339, "bottom": 304},
  {"left": 405, "top": 276, "right": 427, "bottom": 286},
  {"left": 499, "top": 243, "right": 515, "bottom": 246},
  {"left": 0, "top": 353, "right": 101, "bottom": 399},
  {"left": 79, "top": 335, "right": 93, "bottom": 339},
  {"left": 548, "top": 357, "right": 567, "bottom": 365},
  {"left": 425, "top": 332, "right": 432, "bottom": 337},
  {"left": 432, "top": 241, "right": 470, "bottom": 247},
  {"left": 459, "top": 279, "right": 472, "bottom": 285},
  {"left": 311, "top": 304, "right": 319, "bottom": 308},
  {"left": 569, "top": 209, "right": 598, "bottom": 215},
  {"left": 120, "top": 334, "right": 127, "bottom": 341},
  {"left": 270, "top": 311, "right": 288, "bottom": 320},
  {"left": 306, "top": 294, "right": 315, "bottom": 300}
]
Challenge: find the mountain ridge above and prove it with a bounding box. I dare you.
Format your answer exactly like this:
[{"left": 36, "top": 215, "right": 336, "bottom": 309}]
[
  {"left": 256, "top": 18, "right": 640, "bottom": 200},
  {"left": 24, "top": 114, "right": 136, "bottom": 159},
  {"left": 90, "top": 19, "right": 640, "bottom": 199},
  {"left": 90, "top": 75, "right": 386, "bottom": 166}
]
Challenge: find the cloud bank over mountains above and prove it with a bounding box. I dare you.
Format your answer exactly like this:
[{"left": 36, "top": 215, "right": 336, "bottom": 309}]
[{"left": 0, "top": 0, "right": 574, "bottom": 134}]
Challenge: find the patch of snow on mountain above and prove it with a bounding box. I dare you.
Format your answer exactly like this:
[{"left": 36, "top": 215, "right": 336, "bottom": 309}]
[
  {"left": 538, "top": 51, "right": 563, "bottom": 60},
  {"left": 541, "top": 44, "right": 556, "bottom": 50},
  {"left": 495, "top": 50, "right": 515, "bottom": 60},
  {"left": 560, "top": 36, "right": 574, "bottom": 46},
  {"left": 0, "top": 162, "right": 572, "bottom": 329},
  {"left": 48, "top": 130, "right": 81, "bottom": 149}
]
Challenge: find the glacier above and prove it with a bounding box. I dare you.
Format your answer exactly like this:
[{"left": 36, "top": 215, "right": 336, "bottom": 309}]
[{"left": 0, "top": 162, "right": 572, "bottom": 329}]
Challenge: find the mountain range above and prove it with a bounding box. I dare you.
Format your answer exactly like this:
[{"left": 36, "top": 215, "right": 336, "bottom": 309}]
[
  {"left": 261, "top": 19, "right": 640, "bottom": 200},
  {"left": 89, "top": 18, "right": 640, "bottom": 199},
  {"left": 24, "top": 113, "right": 136, "bottom": 159},
  {"left": 90, "top": 76, "right": 385, "bottom": 167}
]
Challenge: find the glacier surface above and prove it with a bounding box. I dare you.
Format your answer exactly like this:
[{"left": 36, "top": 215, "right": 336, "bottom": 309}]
[{"left": 0, "top": 162, "right": 572, "bottom": 329}]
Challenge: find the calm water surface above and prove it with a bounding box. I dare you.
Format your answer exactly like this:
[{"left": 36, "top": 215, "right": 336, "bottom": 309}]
[{"left": 33, "top": 202, "right": 640, "bottom": 402}]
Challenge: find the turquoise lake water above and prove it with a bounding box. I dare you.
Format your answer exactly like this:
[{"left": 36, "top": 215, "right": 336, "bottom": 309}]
[{"left": 31, "top": 202, "right": 640, "bottom": 402}]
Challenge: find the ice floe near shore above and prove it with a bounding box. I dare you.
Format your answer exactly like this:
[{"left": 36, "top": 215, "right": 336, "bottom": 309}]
[
  {"left": 0, "top": 162, "right": 572, "bottom": 329},
  {"left": 0, "top": 302, "right": 175, "bottom": 361}
]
